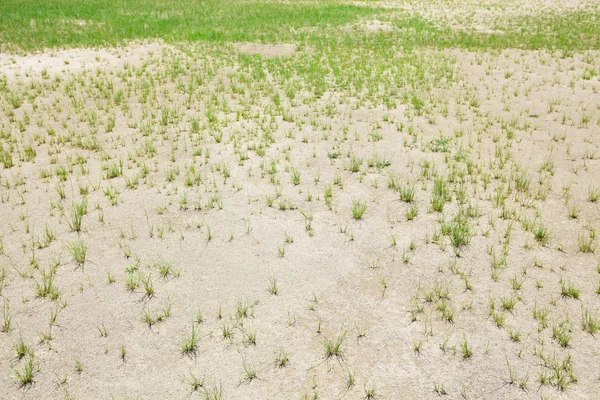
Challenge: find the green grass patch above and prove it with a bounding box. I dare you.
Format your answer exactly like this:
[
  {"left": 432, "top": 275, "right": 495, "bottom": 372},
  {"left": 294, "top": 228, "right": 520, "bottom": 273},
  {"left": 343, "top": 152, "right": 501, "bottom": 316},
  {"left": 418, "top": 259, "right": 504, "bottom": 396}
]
[
  {"left": 0, "top": 0, "right": 378, "bottom": 51},
  {"left": 1, "top": 0, "right": 598, "bottom": 52},
  {"left": 389, "top": 11, "right": 600, "bottom": 51}
]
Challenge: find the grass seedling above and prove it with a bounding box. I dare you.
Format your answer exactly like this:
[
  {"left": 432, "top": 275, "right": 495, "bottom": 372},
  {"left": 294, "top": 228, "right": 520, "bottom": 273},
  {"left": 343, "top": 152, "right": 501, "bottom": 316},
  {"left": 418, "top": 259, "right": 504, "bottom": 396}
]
[
  {"left": 97, "top": 323, "right": 108, "bottom": 337},
  {"left": 345, "top": 367, "right": 355, "bottom": 389},
  {"left": 364, "top": 383, "right": 378, "bottom": 399},
  {"left": 275, "top": 347, "right": 289, "bottom": 368},
  {"left": 398, "top": 184, "right": 416, "bottom": 202},
  {"left": 560, "top": 279, "right": 580, "bottom": 299},
  {"left": 34, "top": 271, "right": 59, "bottom": 300},
  {"left": 268, "top": 277, "right": 278, "bottom": 295},
  {"left": 1, "top": 300, "right": 11, "bottom": 332},
  {"left": 351, "top": 200, "right": 367, "bottom": 219},
  {"left": 15, "top": 356, "right": 35, "bottom": 387},
  {"left": 182, "top": 325, "right": 198, "bottom": 355},
  {"left": 578, "top": 230, "right": 597, "bottom": 253},
  {"left": 156, "top": 259, "right": 179, "bottom": 279},
  {"left": 13, "top": 336, "right": 30, "bottom": 360},
  {"left": 406, "top": 204, "right": 418, "bottom": 220},
  {"left": 461, "top": 336, "right": 473, "bottom": 359},
  {"left": 195, "top": 309, "right": 204, "bottom": 325},
  {"left": 534, "top": 224, "right": 550, "bottom": 245},
  {"left": 241, "top": 359, "right": 257, "bottom": 383},
  {"left": 589, "top": 186, "right": 600, "bottom": 202},
  {"left": 142, "top": 273, "right": 155, "bottom": 298},
  {"left": 202, "top": 383, "right": 224, "bottom": 400},
  {"left": 221, "top": 322, "right": 234, "bottom": 340},
  {"left": 120, "top": 345, "right": 127, "bottom": 362},
  {"left": 324, "top": 185, "right": 333, "bottom": 209},
  {"left": 413, "top": 339, "right": 423, "bottom": 354},
  {"left": 244, "top": 327, "right": 257, "bottom": 346},
  {"left": 581, "top": 308, "right": 600, "bottom": 334},
  {"left": 433, "top": 382, "right": 447, "bottom": 396},
  {"left": 69, "top": 199, "right": 87, "bottom": 232},
  {"left": 506, "top": 356, "right": 517, "bottom": 385},
  {"left": 552, "top": 321, "right": 572, "bottom": 347},
  {"left": 324, "top": 330, "right": 347, "bottom": 359},
  {"left": 68, "top": 239, "right": 87, "bottom": 265},
  {"left": 379, "top": 275, "right": 388, "bottom": 297},
  {"left": 74, "top": 357, "right": 83, "bottom": 373}
]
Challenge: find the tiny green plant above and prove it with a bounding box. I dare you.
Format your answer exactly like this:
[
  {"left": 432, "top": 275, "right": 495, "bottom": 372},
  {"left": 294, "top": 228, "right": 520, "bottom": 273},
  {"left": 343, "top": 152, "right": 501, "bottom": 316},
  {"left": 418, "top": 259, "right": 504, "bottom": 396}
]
[
  {"left": 351, "top": 200, "right": 367, "bottom": 219},
  {"left": 1, "top": 300, "right": 11, "bottom": 332},
  {"left": 182, "top": 325, "right": 198, "bottom": 355},
  {"left": 268, "top": 277, "right": 278, "bottom": 295},
  {"left": 398, "top": 184, "right": 416, "bottom": 202},
  {"left": 203, "top": 383, "right": 224, "bottom": 400},
  {"left": 15, "top": 356, "right": 35, "bottom": 387},
  {"left": 433, "top": 382, "right": 447, "bottom": 396},
  {"left": 324, "top": 185, "right": 333, "bottom": 209},
  {"left": 534, "top": 224, "right": 550, "bottom": 245},
  {"left": 345, "top": 367, "right": 355, "bottom": 389},
  {"left": 142, "top": 273, "right": 154, "bottom": 298},
  {"left": 560, "top": 279, "right": 580, "bottom": 299},
  {"left": 461, "top": 336, "right": 473, "bottom": 359},
  {"left": 13, "top": 336, "right": 30, "bottom": 360},
  {"left": 413, "top": 339, "right": 423, "bottom": 354},
  {"left": 241, "top": 358, "right": 257, "bottom": 383},
  {"left": 589, "top": 186, "right": 600, "bottom": 202},
  {"left": 406, "top": 204, "right": 418, "bottom": 220},
  {"left": 581, "top": 308, "right": 600, "bottom": 334},
  {"left": 552, "top": 321, "right": 572, "bottom": 347},
  {"left": 97, "top": 322, "right": 108, "bottom": 337},
  {"left": 68, "top": 239, "right": 87, "bottom": 265},
  {"left": 69, "top": 198, "right": 87, "bottom": 232},
  {"left": 324, "top": 330, "right": 347, "bottom": 359},
  {"left": 120, "top": 345, "right": 127, "bottom": 362},
  {"left": 364, "top": 383, "right": 378, "bottom": 399},
  {"left": 184, "top": 370, "right": 204, "bottom": 392},
  {"left": 275, "top": 347, "right": 289, "bottom": 368},
  {"left": 75, "top": 357, "right": 83, "bottom": 373}
]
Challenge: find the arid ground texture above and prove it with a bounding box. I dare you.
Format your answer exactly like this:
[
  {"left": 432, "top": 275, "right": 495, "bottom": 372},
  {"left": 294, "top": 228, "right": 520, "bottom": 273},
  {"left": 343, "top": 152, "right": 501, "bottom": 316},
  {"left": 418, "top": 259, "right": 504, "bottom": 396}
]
[{"left": 1, "top": 0, "right": 600, "bottom": 399}]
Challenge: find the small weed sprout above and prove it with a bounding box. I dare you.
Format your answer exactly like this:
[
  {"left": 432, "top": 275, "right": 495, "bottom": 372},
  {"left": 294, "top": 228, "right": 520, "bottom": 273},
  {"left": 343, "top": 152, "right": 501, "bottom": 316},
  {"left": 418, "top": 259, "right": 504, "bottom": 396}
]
[
  {"left": 15, "top": 356, "right": 35, "bottom": 387},
  {"left": 182, "top": 325, "right": 199, "bottom": 355},
  {"left": 351, "top": 200, "right": 367, "bottom": 219},
  {"left": 324, "top": 330, "right": 347, "bottom": 359},
  {"left": 68, "top": 239, "right": 87, "bottom": 265},
  {"left": 275, "top": 347, "right": 289, "bottom": 368}
]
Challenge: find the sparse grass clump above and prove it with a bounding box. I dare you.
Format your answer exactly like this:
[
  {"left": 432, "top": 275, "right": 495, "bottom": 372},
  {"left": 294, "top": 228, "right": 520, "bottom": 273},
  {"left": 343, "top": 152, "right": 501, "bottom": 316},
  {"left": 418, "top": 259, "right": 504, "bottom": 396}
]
[
  {"left": 351, "top": 200, "right": 367, "bottom": 220},
  {"left": 398, "top": 184, "right": 416, "bottom": 202},
  {"left": 552, "top": 321, "right": 573, "bottom": 347},
  {"left": 534, "top": 224, "right": 550, "bottom": 245},
  {"left": 275, "top": 347, "right": 289, "bottom": 368},
  {"left": 324, "top": 330, "right": 347, "bottom": 359},
  {"left": 15, "top": 356, "right": 35, "bottom": 386},
  {"left": 182, "top": 325, "right": 199, "bottom": 355},
  {"left": 560, "top": 279, "right": 580, "bottom": 299},
  {"left": 440, "top": 211, "right": 473, "bottom": 255},
  {"left": 68, "top": 239, "right": 87, "bottom": 265},
  {"left": 582, "top": 308, "right": 600, "bottom": 334}
]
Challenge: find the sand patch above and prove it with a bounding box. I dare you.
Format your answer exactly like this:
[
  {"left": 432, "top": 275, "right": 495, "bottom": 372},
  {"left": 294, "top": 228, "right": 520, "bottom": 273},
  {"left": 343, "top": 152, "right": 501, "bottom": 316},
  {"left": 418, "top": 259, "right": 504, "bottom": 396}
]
[
  {"left": 360, "top": 18, "right": 395, "bottom": 32},
  {"left": 0, "top": 41, "right": 167, "bottom": 80},
  {"left": 234, "top": 43, "right": 296, "bottom": 57}
]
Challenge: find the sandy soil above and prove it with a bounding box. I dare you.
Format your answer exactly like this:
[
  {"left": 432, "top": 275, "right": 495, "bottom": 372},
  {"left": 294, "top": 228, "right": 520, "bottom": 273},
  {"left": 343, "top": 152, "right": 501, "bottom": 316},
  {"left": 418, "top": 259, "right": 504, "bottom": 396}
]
[{"left": 0, "top": 25, "right": 599, "bottom": 400}]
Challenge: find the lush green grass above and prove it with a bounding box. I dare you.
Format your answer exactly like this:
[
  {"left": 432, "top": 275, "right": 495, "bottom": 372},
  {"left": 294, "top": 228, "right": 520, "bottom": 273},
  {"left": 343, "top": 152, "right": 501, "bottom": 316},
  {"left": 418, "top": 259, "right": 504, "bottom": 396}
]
[
  {"left": 0, "top": 0, "right": 599, "bottom": 52},
  {"left": 0, "top": 0, "right": 378, "bottom": 51}
]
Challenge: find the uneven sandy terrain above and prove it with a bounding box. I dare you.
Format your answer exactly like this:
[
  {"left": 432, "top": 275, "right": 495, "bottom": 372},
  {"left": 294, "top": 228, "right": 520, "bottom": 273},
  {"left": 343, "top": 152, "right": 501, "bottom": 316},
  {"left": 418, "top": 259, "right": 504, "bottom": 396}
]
[{"left": 0, "top": 2, "right": 599, "bottom": 399}]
